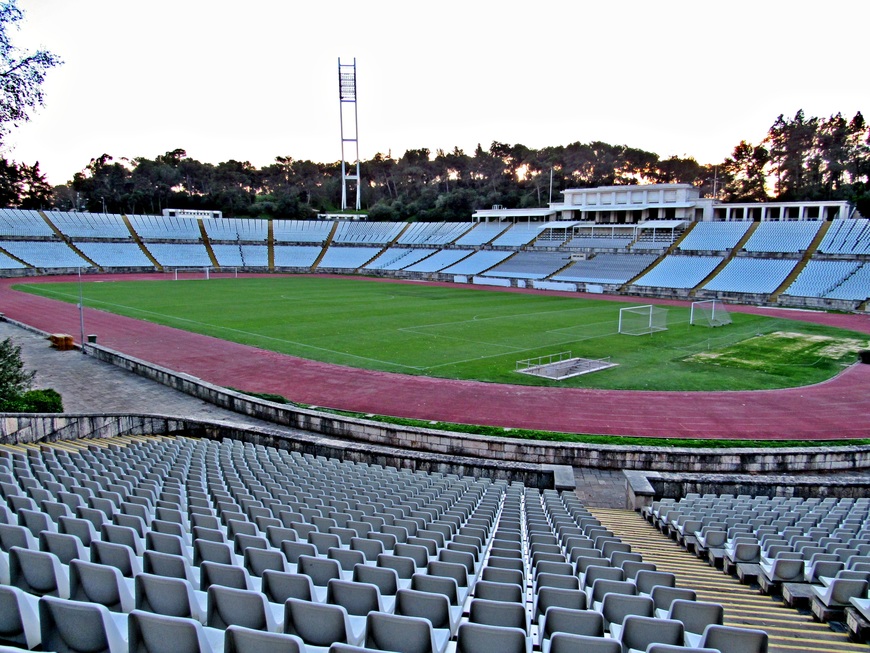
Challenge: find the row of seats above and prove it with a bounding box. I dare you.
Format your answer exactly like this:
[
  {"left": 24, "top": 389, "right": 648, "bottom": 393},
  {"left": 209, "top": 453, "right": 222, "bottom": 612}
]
[
  {"left": 644, "top": 493, "right": 870, "bottom": 639},
  {"left": 0, "top": 436, "right": 768, "bottom": 653}
]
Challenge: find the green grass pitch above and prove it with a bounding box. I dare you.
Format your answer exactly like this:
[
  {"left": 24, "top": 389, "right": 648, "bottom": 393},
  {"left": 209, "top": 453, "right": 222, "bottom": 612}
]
[{"left": 18, "top": 276, "right": 869, "bottom": 391}]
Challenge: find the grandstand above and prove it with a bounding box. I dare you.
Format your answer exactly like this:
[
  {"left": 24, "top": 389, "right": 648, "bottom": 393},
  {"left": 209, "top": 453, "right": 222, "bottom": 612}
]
[
  {"left": 701, "top": 258, "right": 797, "bottom": 294},
  {"left": 781, "top": 260, "right": 862, "bottom": 298},
  {"left": 144, "top": 243, "right": 213, "bottom": 268},
  {"left": 332, "top": 222, "right": 404, "bottom": 245},
  {"left": 553, "top": 254, "right": 657, "bottom": 285},
  {"left": 490, "top": 223, "right": 541, "bottom": 247},
  {"left": 127, "top": 215, "right": 204, "bottom": 241},
  {"left": 632, "top": 255, "right": 724, "bottom": 290},
  {"left": 818, "top": 218, "right": 870, "bottom": 255},
  {"left": 403, "top": 249, "right": 472, "bottom": 273},
  {"left": 202, "top": 218, "right": 268, "bottom": 242},
  {"left": 440, "top": 250, "right": 513, "bottom": 275},
  {"left": 481, "top": 251, "right": 571, "bottom": 280},
  {"left": 742, "top": 221, "right": 822, "bottom": 253},
  {"left": 0, "top": 208, "right": 55, "bottom": 237},
  {"left": 677, "top": 221, "right": 752, "bottom": 252},
  {"left": 316, "top": 246, "right": 382, "bottom": 269},
  {"left": 272, "top": 220, "right": 332, "bottom": 243},
  {"left": 0, "top": 240, "right": 89, "bottom": 268},
  {"left": 49, "top": 212, "right": 133, "bottom": 240},
  {"left": 273, "top": 245, "right": 322, "bottom": 268},
  {"left": 75, "top": 242, "right": 154, "bottom": 268},
  {"left": 453, "top": 222, "right": 509, "bottom": 246},
  {"left": 0, "top": 210, "right": 866, "bottom": 308},
  {"left": 396, "top": 222, "right": 471, "bottom": 245}
]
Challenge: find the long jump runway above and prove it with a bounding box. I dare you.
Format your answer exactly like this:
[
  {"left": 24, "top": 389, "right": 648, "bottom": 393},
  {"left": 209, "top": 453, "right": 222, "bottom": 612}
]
[{"left": 3, "top": 274, "right": 869, "bottom": 441}]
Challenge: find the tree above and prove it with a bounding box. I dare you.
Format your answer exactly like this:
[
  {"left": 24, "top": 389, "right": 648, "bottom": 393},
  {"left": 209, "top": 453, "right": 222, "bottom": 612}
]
[
  {"left": 721, "top": 140, "right": 769, "bottom": 202},
  {"left": 0, "top": 336, "right": 34, "bottom": 411},
  {"left": 0, "top": 1, "right": 61, "bottom": 143}
]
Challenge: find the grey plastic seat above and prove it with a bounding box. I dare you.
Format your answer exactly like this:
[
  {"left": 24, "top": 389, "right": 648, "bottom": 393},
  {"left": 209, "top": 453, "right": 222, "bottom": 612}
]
[
  {"left": 262, "top": 570, "right": 318, "bottom": 604},
  {"left": 0, "top": 523, "right": 39, "bottom": 552},
  {"left": 18, "top": 508, "right": 56, "bottom": 538},
  {"left": 810, "top": 578, "right": 869, "bottom": 613},
  {"left": 0, "top": 585, "right": 42, "bottom": 649},
  {"left": 58, "top": 516, "right": 100, "bottom": 548},
  {"left": 534, "top": 586, "right": 587, "bottom": 623},
  {"left": 91, "top": 539, "right": 143, "bottom": 578},
  {"left": 195, "top": 540, "right": 237, "bottom": 567},
  {"left": 143, "top": 550, "right": 200, "bottom": 589},
  {"left": 538, "top": 607, "right": 604, "bottom": 653},
  {"left": 225, "top": 625, "right": 306, "bottom": 653},
  {"left": 146, "top": 531, "right": 191, "bottom": 562},
  {"left": 128, "top": 609, "right": 225, "bottom": 653},
  {"left": 426, "top": 560, "right": 471, "bottom": 604},
  {"left": 69, "top": 560, "right": 135, "bottom": 613},
  {"left": 699, "top": 624, "right": 769, "bottom": 653},
  {"left": 547, "top": 632, "right": 621, "bottom": 653},
  {"left": 634, "top": 571, "right": 676, "bottom": 596},
  {"left": 282, "top": 541, "right": 318, "bottom": 568},
  {"left": 580, "top": 564, "right": 624, "bottom": 590},
  {"left": 327, "top": 579, "right": 383, "bottom": 642},
  {"left": 285, "top": 598, "right": 365, "bottom": 651},
  {"left": 101, "top": 523, "right": 145, "bottom": 556},
  {"left": 353, "top": 564, "right": 401, "bottom": 612},
  {"left": 200, "top": 561, "right": 258, "bottom": 592},
  {"left": 244, "top": 547, "right": 287, "bottom": 577},
  {"left": 365, "top": 611, "right": 444, "bottom": 653},
  {"left": 468, "top": 598, "right": 529, "bottom": 635},
  {"left": 474, "top": 579, "right": 524, "bottom": 603},
  {"left": 650, "top": 586, "right": 697, "bottom": 619},
  {"left": 395, "top": 587, "right": 460, "bottom": 638},
  {"left": 481, "top": 566, "right": 524, "bottom": 587},
  {"left": 646, "top": 645, "right": 720, "bottom": 653},
  {"left": 377, "top": 554, "right": 416, "bottom": 582},
  {"left": 297, "top": 555, "right": 342, "bottom": 601},
  {"left": 455, "top": 622, "right": 531, "bottom": 653},
  {"left": 668, "top": 600, "right": 724, "bottom": 648},
  {"left": 206, "top": 584, "right": 282, "bottom": 632},
  {"left": 329, "top": 547, "right": 366, "bottom": 572},
  {"left": 602, "top": 593, "right": 655, "bottom": 635},
  {"left": 619, "top": 615, "right": 684, "bottom": 653},
  {"left": 588, "top": 579, "right": 637, "bottom": 612},
  {"left": 135, "top": 573, "right": 207, "bottom": 624},
  {"left": 40, "top": 530, "right": 89, "bottom": 565},
  {"left": 9, "top": 546, "right": 71, "bottom": 598},
  {"left": 309, "top": 532, "right": 342, "bottom": 556},
  {"left": 39, "top": 595, "right": 128, "bottom": 653}
]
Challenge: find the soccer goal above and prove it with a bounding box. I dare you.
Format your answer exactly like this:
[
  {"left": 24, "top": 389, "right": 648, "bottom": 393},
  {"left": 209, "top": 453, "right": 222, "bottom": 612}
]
[
  {"left": 618, "top": 304, "right": 668, "bottom": 336},
  {"left": 690, "top": 299, "right": 732, "bottom": 327}
]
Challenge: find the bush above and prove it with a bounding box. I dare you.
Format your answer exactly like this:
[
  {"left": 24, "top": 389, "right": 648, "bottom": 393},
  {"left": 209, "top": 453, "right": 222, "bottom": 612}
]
[{"left": 16, "top": 388, "right": 63, "bottom": 413}]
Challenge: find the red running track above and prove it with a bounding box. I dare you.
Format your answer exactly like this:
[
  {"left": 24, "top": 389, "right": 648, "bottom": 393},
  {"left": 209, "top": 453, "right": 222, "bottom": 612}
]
[{"left": 3, "top": 273, "right": 869, "bottom": 440}]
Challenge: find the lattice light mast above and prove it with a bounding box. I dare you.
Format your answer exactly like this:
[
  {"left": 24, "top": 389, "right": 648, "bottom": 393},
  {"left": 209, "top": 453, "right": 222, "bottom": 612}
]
[{"left": 338, "top": 58, "right": 361, "bottom": 211}]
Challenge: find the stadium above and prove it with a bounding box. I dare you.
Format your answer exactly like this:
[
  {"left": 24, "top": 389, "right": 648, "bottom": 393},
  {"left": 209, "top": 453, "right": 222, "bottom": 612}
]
[
  {"left": 0, "top": 193, "right": 869, "bottom": 653},
  {"left": 2, "top": 5, "right": 870, "bottom": 651}
]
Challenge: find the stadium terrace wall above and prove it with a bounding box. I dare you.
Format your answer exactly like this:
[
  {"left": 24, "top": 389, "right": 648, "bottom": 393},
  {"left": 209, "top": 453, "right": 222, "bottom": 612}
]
[
  {"left": 81, "top": 341, "right": 870, "bottom": 475},
  {"left": 0, "top": 413, "right": 564, "bottom": 490}
]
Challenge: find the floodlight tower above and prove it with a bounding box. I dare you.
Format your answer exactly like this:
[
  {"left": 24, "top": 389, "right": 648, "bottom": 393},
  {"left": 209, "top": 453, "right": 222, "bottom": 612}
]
[{"left": 338, "top": 57, "right": 361, "bottom": 211}]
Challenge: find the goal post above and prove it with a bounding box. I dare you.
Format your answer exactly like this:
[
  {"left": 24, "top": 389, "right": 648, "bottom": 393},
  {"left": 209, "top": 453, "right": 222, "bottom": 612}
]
[
  {"left": 690, "top": 299, "right": 732, "bottom": 327},
  {"left": 618, "top": 304, "right": 668, "bottom": 336}
]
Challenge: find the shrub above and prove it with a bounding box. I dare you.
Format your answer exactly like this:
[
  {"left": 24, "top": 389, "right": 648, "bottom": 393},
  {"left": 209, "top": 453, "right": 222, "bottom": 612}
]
[{"left": 15, "top": 388, "right": 63, "bottom": 413}]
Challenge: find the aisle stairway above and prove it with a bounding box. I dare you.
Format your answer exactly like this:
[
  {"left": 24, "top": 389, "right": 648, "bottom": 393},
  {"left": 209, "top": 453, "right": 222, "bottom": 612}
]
[{"left": 590, "top": 507, "right": 866, "bottom": 653}]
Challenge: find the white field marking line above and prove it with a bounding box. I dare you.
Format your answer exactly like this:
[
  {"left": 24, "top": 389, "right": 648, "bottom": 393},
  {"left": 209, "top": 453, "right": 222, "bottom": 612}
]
[
  {"left": 422, "top": 327, "right": 622, "bottom": 371},
  {"left": 30, "top": 286, "right": 427, "bottom": 372}
]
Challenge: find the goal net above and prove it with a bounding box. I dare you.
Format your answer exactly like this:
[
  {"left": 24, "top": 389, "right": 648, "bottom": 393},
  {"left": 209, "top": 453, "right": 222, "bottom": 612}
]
[
  {"left": 618, "top": 304, "right": 668, "bottom": 336},
  {"left": 690, "top": 299, "right": 732, "bottom": 327}
]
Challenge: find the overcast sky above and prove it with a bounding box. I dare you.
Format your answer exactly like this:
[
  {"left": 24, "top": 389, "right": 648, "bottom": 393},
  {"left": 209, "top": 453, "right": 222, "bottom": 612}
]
[{"left": 7, "top": 0, "right": 869, "bottom": 185}]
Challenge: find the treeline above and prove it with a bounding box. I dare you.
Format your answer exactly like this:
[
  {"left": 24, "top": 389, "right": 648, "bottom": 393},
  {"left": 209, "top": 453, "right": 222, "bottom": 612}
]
[{"left": 7, "top": 110, "right": 870, "bottom": 220}]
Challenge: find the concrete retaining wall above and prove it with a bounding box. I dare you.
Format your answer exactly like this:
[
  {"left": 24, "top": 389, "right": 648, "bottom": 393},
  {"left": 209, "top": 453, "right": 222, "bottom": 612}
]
[
  {"left": 0, "top": 413, "right": 562, "bottom": 489},
  {"left": 84, "top": 342, "right": 870, "bottom": 474}
]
